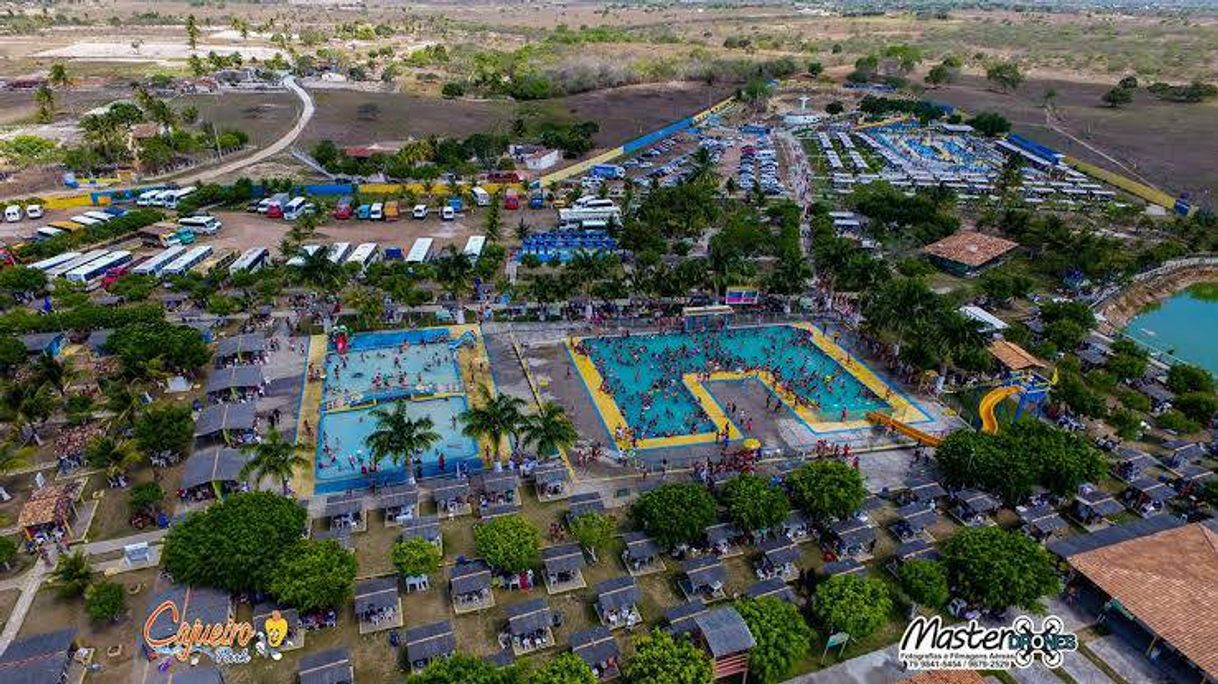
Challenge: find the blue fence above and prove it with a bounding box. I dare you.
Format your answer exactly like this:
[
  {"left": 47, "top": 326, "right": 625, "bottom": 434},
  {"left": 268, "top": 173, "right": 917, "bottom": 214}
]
[
  {"left": 1007, "top": 134, "right": 1063, "bottom": 163},
  {"left": 622, "top": 117, "right": 694, "bottom": 155}
]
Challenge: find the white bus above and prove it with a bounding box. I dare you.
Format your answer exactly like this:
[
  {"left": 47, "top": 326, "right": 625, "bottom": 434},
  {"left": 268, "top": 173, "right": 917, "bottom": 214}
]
[
  {"left": 327, "top": 242, "right": 352, "bottom": 264},
  {"left": 471, "top": 187, "right": 491, "bottom": 206},
  {"left": 462, "top": 235, "right": 487, "bottom": 262},
  {"left": 47, "top": 249, "right": 110, "bottom": 278},
  {"left": 230, "top": 247, "right": 270, "bottom": 275},
  {"left": 132, "top": 246, "right": 187, "bottom": 276},
  {"left": 29, "top": 251, "right": 82, "bottom": 272},
  {"left": 287, "top": 244, "right": 323, "bottom": 267},
  {"left": 283, "top": 196, "right": 311, "bottom": 221},
  {"left": 65, "top": 250, "right": 132, "bottom": 289},
  {"left": 135, "top": 189, "right": 163, "bottom": 206},
  {"left": 162, "top": 245, "right": 214, "bottom": 277},
  {"left": 69, "top": 215, "right": 102, "bottom": 227},
  {"left": 164, "top": 186, "right": 197, "bottom": 210},
  {"left": 34, "top": 227, "right": 65, "bottom": 242},
  {"left": 344, "top": 242, "right": 380, "bottom": 272},
  {"left": 178, "top": 215, "right": 222, "bottom": 235},
  {"left": 405, "top": 237, "right": 434, "bottom": 264},
  {"left": 83, "top": 211, "right": 114, "bottom": 223}
]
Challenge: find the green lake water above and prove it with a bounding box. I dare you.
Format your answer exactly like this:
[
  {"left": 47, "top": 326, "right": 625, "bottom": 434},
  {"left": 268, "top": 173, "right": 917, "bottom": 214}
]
[{"left": 1123, "top": 283, "right": 1218, "bottom": 375}]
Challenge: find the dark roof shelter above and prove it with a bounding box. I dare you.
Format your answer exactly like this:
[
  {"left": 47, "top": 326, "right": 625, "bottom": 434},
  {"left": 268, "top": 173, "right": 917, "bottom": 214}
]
[
  {"left": 0, "top": 628, "right": 76, "bottom": 684},
  {"left": 570, "top": 625, "right": 620, "bottom": 674},
  {"left": 298, "top": 648, "right": 353, "bottom": 684},
  {"left": 205, "top": 365, "right": 265, "bottom": 394},
  {"left": 180, "top": 448, "right": 250, "bottom": 490},
  {"left": 405, "top": 620, "right": 456, "bottom": 670},
  {"left": 215, "top": 333, "right": 266, "bottom": 362},
  {"left": 595, "top": 576, "right": 641, "bottom": 613},
  {"left": 506, "top": 598, "right": 552, "bottom": 637},
  {"left": 694, "top": 607, "right": 756, "bottom": 658},
  {"left": 193, "top": 402, "right": 257, "bottom": 438}
]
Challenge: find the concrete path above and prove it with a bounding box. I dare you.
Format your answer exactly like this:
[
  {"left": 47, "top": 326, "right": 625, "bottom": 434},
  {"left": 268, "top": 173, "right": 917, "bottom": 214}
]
[
  {"left": 0, "top": 550, "right": 54, "bottom": 656},
  {"left": 1008, "top": 661, "right": 1063, "bottom": 684},
  {"left": 1087, "top": 636, "right": 1170, "bottom": 684},
  {"left": 783, "top": 645, "right": 907, "bottom": 684},
  {"left": 82, "top": 528, "right": 168, "bottom": 556},
  {"left": 1061, "top": 650, "right": 1119, "bottom": 684}
]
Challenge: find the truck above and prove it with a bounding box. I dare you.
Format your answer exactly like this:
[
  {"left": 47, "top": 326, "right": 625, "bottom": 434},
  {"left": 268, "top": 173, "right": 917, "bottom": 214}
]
[
  {"left": 334, "top": 196, "right": 354, "bottom": 220},
  {"left": 504, "top": 189, "right": 520, "bottom": 211},
  {"left": 471, "top": 187, "right": 491, "bottom": 207},
  {"left": 447, "top": 196, "right": 463, "bottom": 212},
  {"left": 384, "top": 201, "right": 400, "bottom": 221},
  {"left": 590, "top": 164, "right": 626, "bottom": 180}
]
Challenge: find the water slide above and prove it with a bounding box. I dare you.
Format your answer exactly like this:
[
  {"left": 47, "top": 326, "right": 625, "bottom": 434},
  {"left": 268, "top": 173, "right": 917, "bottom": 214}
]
[
  {"left": 866, "top": 411, "right": 942, "bottom": 448},
  {"left": 978, "top": 385, "right": 1022, "bottom": 434},
  {"left": 334, "top": 330, "right": 349, "bottom": 355}
]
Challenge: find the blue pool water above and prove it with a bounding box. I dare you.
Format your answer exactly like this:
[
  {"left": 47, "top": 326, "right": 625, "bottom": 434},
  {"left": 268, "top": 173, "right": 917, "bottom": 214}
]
[
  {"left": 580, "top": 325, "right": 888, "bottom": 439},
  {"left": 316, "top": 328, "right": 480, "bottom": 493},
  {"left": 1124, "top": 284, "right": 1218, "bottom": 376}
]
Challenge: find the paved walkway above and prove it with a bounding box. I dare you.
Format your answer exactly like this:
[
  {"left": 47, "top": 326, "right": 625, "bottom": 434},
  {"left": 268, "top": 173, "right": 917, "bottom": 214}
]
[{"left": 0, "top": 549, "right": 55, "bottom": 656}]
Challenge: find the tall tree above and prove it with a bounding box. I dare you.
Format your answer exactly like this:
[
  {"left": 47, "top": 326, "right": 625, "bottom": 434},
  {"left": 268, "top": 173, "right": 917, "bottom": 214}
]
[
  {"left": 942, "top": 527, "right": 1060, "bottom": 611},
  {"left": 459, "top": 386, "right": 525, "bottom": 461},
  {"left": 269, "top": 539, "right": 358, "bottom": 612},
  {"left": 367, "top": 402, "right": 440, "bottom": 470},
  {"left": 239, "top": 429, "right": 309, "bottom": 494},
  {"left": 84, "top": 436, "right": 142, "bottom": 478},
  {"left": 520, "top": 402, "right": 578, "bottom": 458},
  {"left": 813, "top": 574, "right": 891, "bottom": 639},
  {"left": 734, "top": 597, "right": 815, "bottom": 684},
  {"left": 50, "top": 550, "right": 93, "bottom": 598},
  {"left": 33, "top": 84, "right": 55, "bottom": 123},
  {"left": 185, "top": 14, "right": 200, "bottom": 50},
  {"left": 624, "top": 630, "right": 712, "bottom": 684},
  {"left": 721, "top": 473, "right": 789, "bottom": 533},
  {"left": 786, "top": 461, "right": 866, "bottom": 523},
  {"left": 632, "top": 482, "right": 717, "bottom": 549}
]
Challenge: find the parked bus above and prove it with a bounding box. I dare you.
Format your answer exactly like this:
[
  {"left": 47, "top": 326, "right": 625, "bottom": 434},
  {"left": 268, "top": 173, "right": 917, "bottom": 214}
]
[
  {"left": 327, "top": 242, "right": 352, "bottom": 264},
  {"left": 164, "top": 186, "right": 197, "bottom": 210},
  {"left": 287, "top": 244, "right": 323, "bottom": 267},
  {"left": 178, "top": 215, "right": 222, "bottom": 235},
  {"left": 132, "top": 246, "right": 187, "bottom": 276},
  {"left": 34, "top": 227, "right": 65, "bottom": 242},
  {"left": 135, "top": 189, "right": 163, "bottom": 206},
  {"left": 283, "top": 197, "right": 313, "bottom": 221},
  {"left": 65, "top": 250, "right": 133, "bottom": 289},
  {"left": 162, "top": 245, "right": 214, "bottom": 277},
  {"left": 230, "top": 247, "right": 270, "bottom": 274},
  {"left": 29, "top": 251, "right": 82, "bottom": 273},
  {"left": 69, "top": 215, "right": 102, "bottom": 227},
  {"left": 48, "top": 221, "right": 83, "bottom": 234},
  {"left": 83, "top": 211, "right": 114, "bottom": 223},
  {"left": 47, "top": 249, "right": 110, "bottom": 278},
  {"left": 344, "top": 242, "right": 380, "bottom": 273},
  {"left": 462, "top": 235, "right": 487, "bottom": 263},
  {"left": 405, "top": 237, "right": 434, "bottom": 264},
  {"left": 196, "top": 249, "right": 237, "bottom": 276}
]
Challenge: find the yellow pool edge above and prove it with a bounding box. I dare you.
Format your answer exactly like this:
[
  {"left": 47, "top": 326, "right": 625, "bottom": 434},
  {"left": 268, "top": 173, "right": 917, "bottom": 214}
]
[{"left": 292, "top": 333, "right": 327, "bottom": 497}]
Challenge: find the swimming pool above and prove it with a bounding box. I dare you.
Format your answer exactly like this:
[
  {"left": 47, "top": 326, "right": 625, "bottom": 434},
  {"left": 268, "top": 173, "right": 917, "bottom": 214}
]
[
  {"left": 315, "top": 327, "right": 481, "bottom": 493},
  {"left": 579, "top": 325, "right": 889, "bottom": 439}
]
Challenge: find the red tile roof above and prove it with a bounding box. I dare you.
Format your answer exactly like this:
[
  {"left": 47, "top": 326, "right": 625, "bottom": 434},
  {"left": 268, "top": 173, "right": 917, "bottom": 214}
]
[{"left": 923, "top": 231, "right": 1019, "bottom": 268}]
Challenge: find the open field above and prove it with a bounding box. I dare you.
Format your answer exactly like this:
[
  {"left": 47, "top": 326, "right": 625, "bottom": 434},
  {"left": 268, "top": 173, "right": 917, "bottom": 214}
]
[
  {"left": 179, "top": 92, "right": 302, "bottom": 150},
  {"left": 930, "top": 74, "right": 1218, "bottom": 200}
]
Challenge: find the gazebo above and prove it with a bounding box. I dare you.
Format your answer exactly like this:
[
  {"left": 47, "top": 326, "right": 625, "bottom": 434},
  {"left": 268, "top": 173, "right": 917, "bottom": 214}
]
[
  {"left": 781, "top": 510, "right": 812, "bottom": 544},
  {"left": 949, "top": 489, "right": 1000, "bottom": 527},
  {"left": 478, "top": 471, "right": 520, "bottom": 512},
  {"left": 298, "top": 648, "right": 353, "bottom": 684},
  {"left": 692, "top": 607, "right": 755, "bottom": 680},
  {"left": 372, "top": 483, "right": 419, "bottom": 525},
  {"left": 253, "top": 603, "right": 304, "bottom": 652},
  {"left": 451, "top": 559, "right": 494, "bottom": 613},
  {"left": 405, "top": 620, "right": 455, "bottom": 674},
  {"left": 827, "top": 518, "right": 877, "bottom": 560},
  {"left": 18, "top": 480, "right": 84, "bottom": 543},
  {"left": 570, "top": 626, "right": 620, "bottom": 680},
  {"left": 324, "top": 493, "right": 366, "bottom": 532},
  {"left": 432, "top": 478, "right": 472, "bottom": 517},
  {"left": 901, "top": 478, "right": 948, "bottom": 504},
  {"left": 594, "top": 576, "right": 642, "bottom": 630},
  {"left": 214, "top": 333, "right": 267, "bottom": 366},
  {"left": 532, "top": 460, "right": 571, "bottom": 501},
  {"left": 179, "top": 448, "right": 250, "bottom": 502},
  {"left": 542, "top": 543, "right": 587, "bottom": 594},
  {"left": 892, "top": 501, "right": 940, "bottom": 542},
  {"left": 193, "top": 402, "right": 258, "bottom": 446},
  {"left": 1018, "top": 504, "right": 1068, "bottom": 542},
  {"left": 1070, "top": 488, "right": 1125, "bottom": 531},
  {"left": 401, "top": 515, "right": 442, "bottom": 551},
  {"left": 886, "top": 539, "right": 940, "bottom": 578},
  {"left": 1123, "top": 477, "right": 1173, "bottom": 517},
  {"left": 665, "top": 599, "right": 707, "bottom": 637},
  {"left": 354, "top": 577, "right": 401, "bottom": 634},
  {"left": 679, "top": 556, "right": 727, "bottom": 602},
  {"left": 756, "top": 539, "right": 801, "bottom": 582},
  {"left": 205, "top": 365, "right": 265, "bottom": 404},
  {"left": 822, "top": 557, "right": 865, "bottom": 578},
  {"left": 566, "top": 492, "right": 605, "bottom": 524},
  {"left": 505, "top": 597, "right": 554, "bottom": 656},
  {"left": 746, "top": 578, "right": 798, "bottom": 604},
  {"left": 621, "top": 532, "right": 663, "bottom": 576},
  {"left": 705, "top": 523, "right": 745, "bottom": 558}
]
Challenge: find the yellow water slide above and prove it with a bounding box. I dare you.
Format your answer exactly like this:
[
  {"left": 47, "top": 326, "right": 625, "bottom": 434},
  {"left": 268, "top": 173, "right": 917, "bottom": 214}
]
[
  {"left": 978, "top": 385, "right": 1022, "bottom": 434},
  {"left": 865, "top": 411, "right": 942, "bottom": 447}
]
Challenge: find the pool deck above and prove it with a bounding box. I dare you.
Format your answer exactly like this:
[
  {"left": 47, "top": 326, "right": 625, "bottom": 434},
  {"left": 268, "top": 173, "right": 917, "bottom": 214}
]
[
  {"left": 293, "top": 333, "right": 327, "bottom": 496},
  {"left": 567, "top": 322, "right": 929, "bottom": 451}
]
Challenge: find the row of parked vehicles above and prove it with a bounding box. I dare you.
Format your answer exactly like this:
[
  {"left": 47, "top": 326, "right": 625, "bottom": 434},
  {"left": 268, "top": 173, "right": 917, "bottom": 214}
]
[
  {"left": 4, "top": 203, "right": 43, "bottom": 222},
  {"left": 28, "top": 207, "right": 127, "bottom": 244},
  {"left": 135, "top": 186, "right": 197, "bottom": 210}
]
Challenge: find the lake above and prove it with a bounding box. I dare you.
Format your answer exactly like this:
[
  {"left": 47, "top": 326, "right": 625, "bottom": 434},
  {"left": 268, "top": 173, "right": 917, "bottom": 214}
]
[{"left": 1123, "top": 283, "right": 1218, "bottom": 376}]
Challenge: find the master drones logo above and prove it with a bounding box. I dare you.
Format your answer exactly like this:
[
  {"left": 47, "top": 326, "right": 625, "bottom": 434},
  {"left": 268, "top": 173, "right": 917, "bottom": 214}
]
[{"left": 898, "top": 615, "right": 1078, "bottom": 670}]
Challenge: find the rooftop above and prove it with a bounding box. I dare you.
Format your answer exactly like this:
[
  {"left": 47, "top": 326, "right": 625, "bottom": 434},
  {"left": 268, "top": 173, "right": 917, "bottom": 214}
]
[{"left": 922, "top": 231, "right": 1019, "bottom": 268}]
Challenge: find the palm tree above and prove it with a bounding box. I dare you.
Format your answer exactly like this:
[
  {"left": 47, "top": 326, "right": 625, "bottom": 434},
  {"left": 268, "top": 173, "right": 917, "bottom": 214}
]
[
  {"left": 345, "top": 286, "right": 384, "bottom": 330},
  {"left": 85, "top": 436, "right": 142, "bottom": 478},
  {"left": 521, "top": 402, "right": 578, "bottom": 459},
  {"left": 0, "top": 441, "right": 32, "bottom": 501},
  {"left": 367, "top": 402, "right": 440, "bottom": 474},
  {"left": 50, "top": 551, "right": 93, "bottom": 598},
  {"left": 432, "top": 246, "right": 474, "bottom": 301},
  {"left": 239, "top": 429, "right": 309, "bottom": 495},
  {"left": 297, "top": 246, "right": 346, "bottom": 291},
  {"left": 32, "top": 355, "right": 77, "bottom": 396},
  {"left": 459, "top": 386, "right": 525, "bottom": 462},
  {"left": 0, "top": 381, "right": 54, "bottom": 442},
  {"left": 101, "top": 379, "right": 147, "bottom": 427}
]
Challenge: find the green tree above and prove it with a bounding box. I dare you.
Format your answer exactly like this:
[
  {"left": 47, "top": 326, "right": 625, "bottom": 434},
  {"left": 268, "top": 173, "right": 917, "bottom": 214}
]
[
  {"left": 986, "top": 60, "right": 1024, "bottom": 92},
  {"left": 1167, "top": 364, "right": 1214, "bottom": 394},
  {"left": 568, "top": 512, "right": 615, "bottom": 561},
  {"left": 84, "top": 436, "right": 142, "bottom": 478},
  {"left": 624, "top": 629, "right": 713, "bottom": 684},
  {"left": 825, "top": 101, "right": 844, "bottom": 115},
  {"left": 531, "top": 653, "right": 597, "bottom": 684},
  {"left": 367, "top": 402, "right": 440, "bottom": 471},
  {"left": 85, "top": 580, "right": 126, "bottom": 622},
  {"left": 899, "top": 559, "right": 949, "bottom": 609},
  {"left": 185, "top": 14, "right": 200, "bottom": 50},
  {"left": 392, "top": 537, "right": 443, "bottom": 578},
  {"left": 807, "top": 62, "right": 824, "bottom": 78},
  {"left": 432, "top": 247, "right": 474, "bottom": 301},
  {"left": 406, "top": 653, "right": 524, "bottom": 684},
  {"left": 34, "top": 84, "right": 54, "bottom": 123},
  {"left": 814, "top": 574, "right": 891, "bottom": 639},
  {"left": 484, "top": 194, "right": 503, "bottom": 242},
  {"left": 1199, "top": 478, "right": 1218, "bottom": 510},
  {"left": 133, "top": 402, "right": 193, "bottom": 460},
  {"left": 786, "top": 461, "right": 866, "bottom": 523},
  {"left": 968, "top": 112, "right": 1011, "bottom": 137},
  {"left": 734, "top": 597, "right": 815, "bottom": 683},
  {"left": 107, "top": 320, "right": 211, "bottom": 377},
  {"left": 162, "top": 492, "right": 309, "bottom": 593},
  {"left": 50, "top": 550, "right": 93, "bottom": 598},
  {"left": 460, "top": 386, "right": 525, "bottom": 461},
  {"left": 0, "top": 535, "right": 17, "bottom": 572},
  {"left": 270, "top": 539, "right": 358, "bottom": 612},
  {"left": 632, "top": 482, "right": 717, "bottom": 549},
  {"left": 721, "top": 474, "right": 789, "bottom": 533},
  {"left": 0, "top": 381, "right": 54, "bottom": 440},
  {"left": 31, "top": 355, "right": 76, "bottom": 396},
  {"left": 128, "top": 481, "right": 164, "bottom": 516},
  {"left": 0, "top": 337, "right": 25, "bottom": 374},
  {"left": 239, "top": 429, "right": 309, "bottom": 494},
  {"left": 48, "top": 63, "right": 72, "bottom": 89},
  {"left": 521, "top": 402, "right": 578, "bottom": 458},
  {"left": 1102, "top": 86, "right": 1134, "bottom": 108},
  {"left": 0, "top": 267, "right": 47, "bottom": 295},
  {"left": 474, "top": 514, "right": 539, "bottom": 572},
  {"left": 1176, "top": 391, "right": 1218, "bottom": 425},
  {"left": 942, "top": 527, "right": 1060, "bottom": 611}
]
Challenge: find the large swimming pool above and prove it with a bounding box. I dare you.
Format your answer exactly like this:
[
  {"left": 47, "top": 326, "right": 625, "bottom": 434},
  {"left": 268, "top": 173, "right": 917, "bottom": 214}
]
[
  {"left": 316, "top": 328, "right": 481, "bottom": 493},
  {"left": 580, "top": 325, "right": 888, "bottom": 439}
]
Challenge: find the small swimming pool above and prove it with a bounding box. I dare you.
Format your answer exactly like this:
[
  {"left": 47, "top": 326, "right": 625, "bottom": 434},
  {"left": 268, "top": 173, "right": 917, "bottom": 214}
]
[
  {"left": 580, "top": 325, "right": 888, "bottom": 439},
  {"left": 315, "top": 327, "right": 481, "bottom": 493}
]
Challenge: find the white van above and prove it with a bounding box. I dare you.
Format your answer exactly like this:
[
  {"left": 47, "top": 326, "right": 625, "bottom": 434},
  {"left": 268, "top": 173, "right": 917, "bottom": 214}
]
[
  {"left": 4, "top": 205, "right": 21, "bottom": 222},
  {"left": 136, "top": 189, "right": 161, "bottom": 206},
  {"left": 471, "top": 187, "right": 491, "bottom": 207},
  {"left": 441, "top": 206, "right": 455, "bottom": 221},
  {"left": 411, "top": 204, "right": 428, "bottom": 220},
  {"left": 370, "top": 202, "right": 384, "bottom": 221},
  {"left": 25, "top": 204, "right": 43, "bottom": 219}
]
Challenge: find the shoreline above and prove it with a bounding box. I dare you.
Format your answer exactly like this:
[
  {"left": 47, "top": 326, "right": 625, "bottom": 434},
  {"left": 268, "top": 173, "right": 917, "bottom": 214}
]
[{"left": 1099, "top": 266, "right": 1218, "bottom": 333}]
